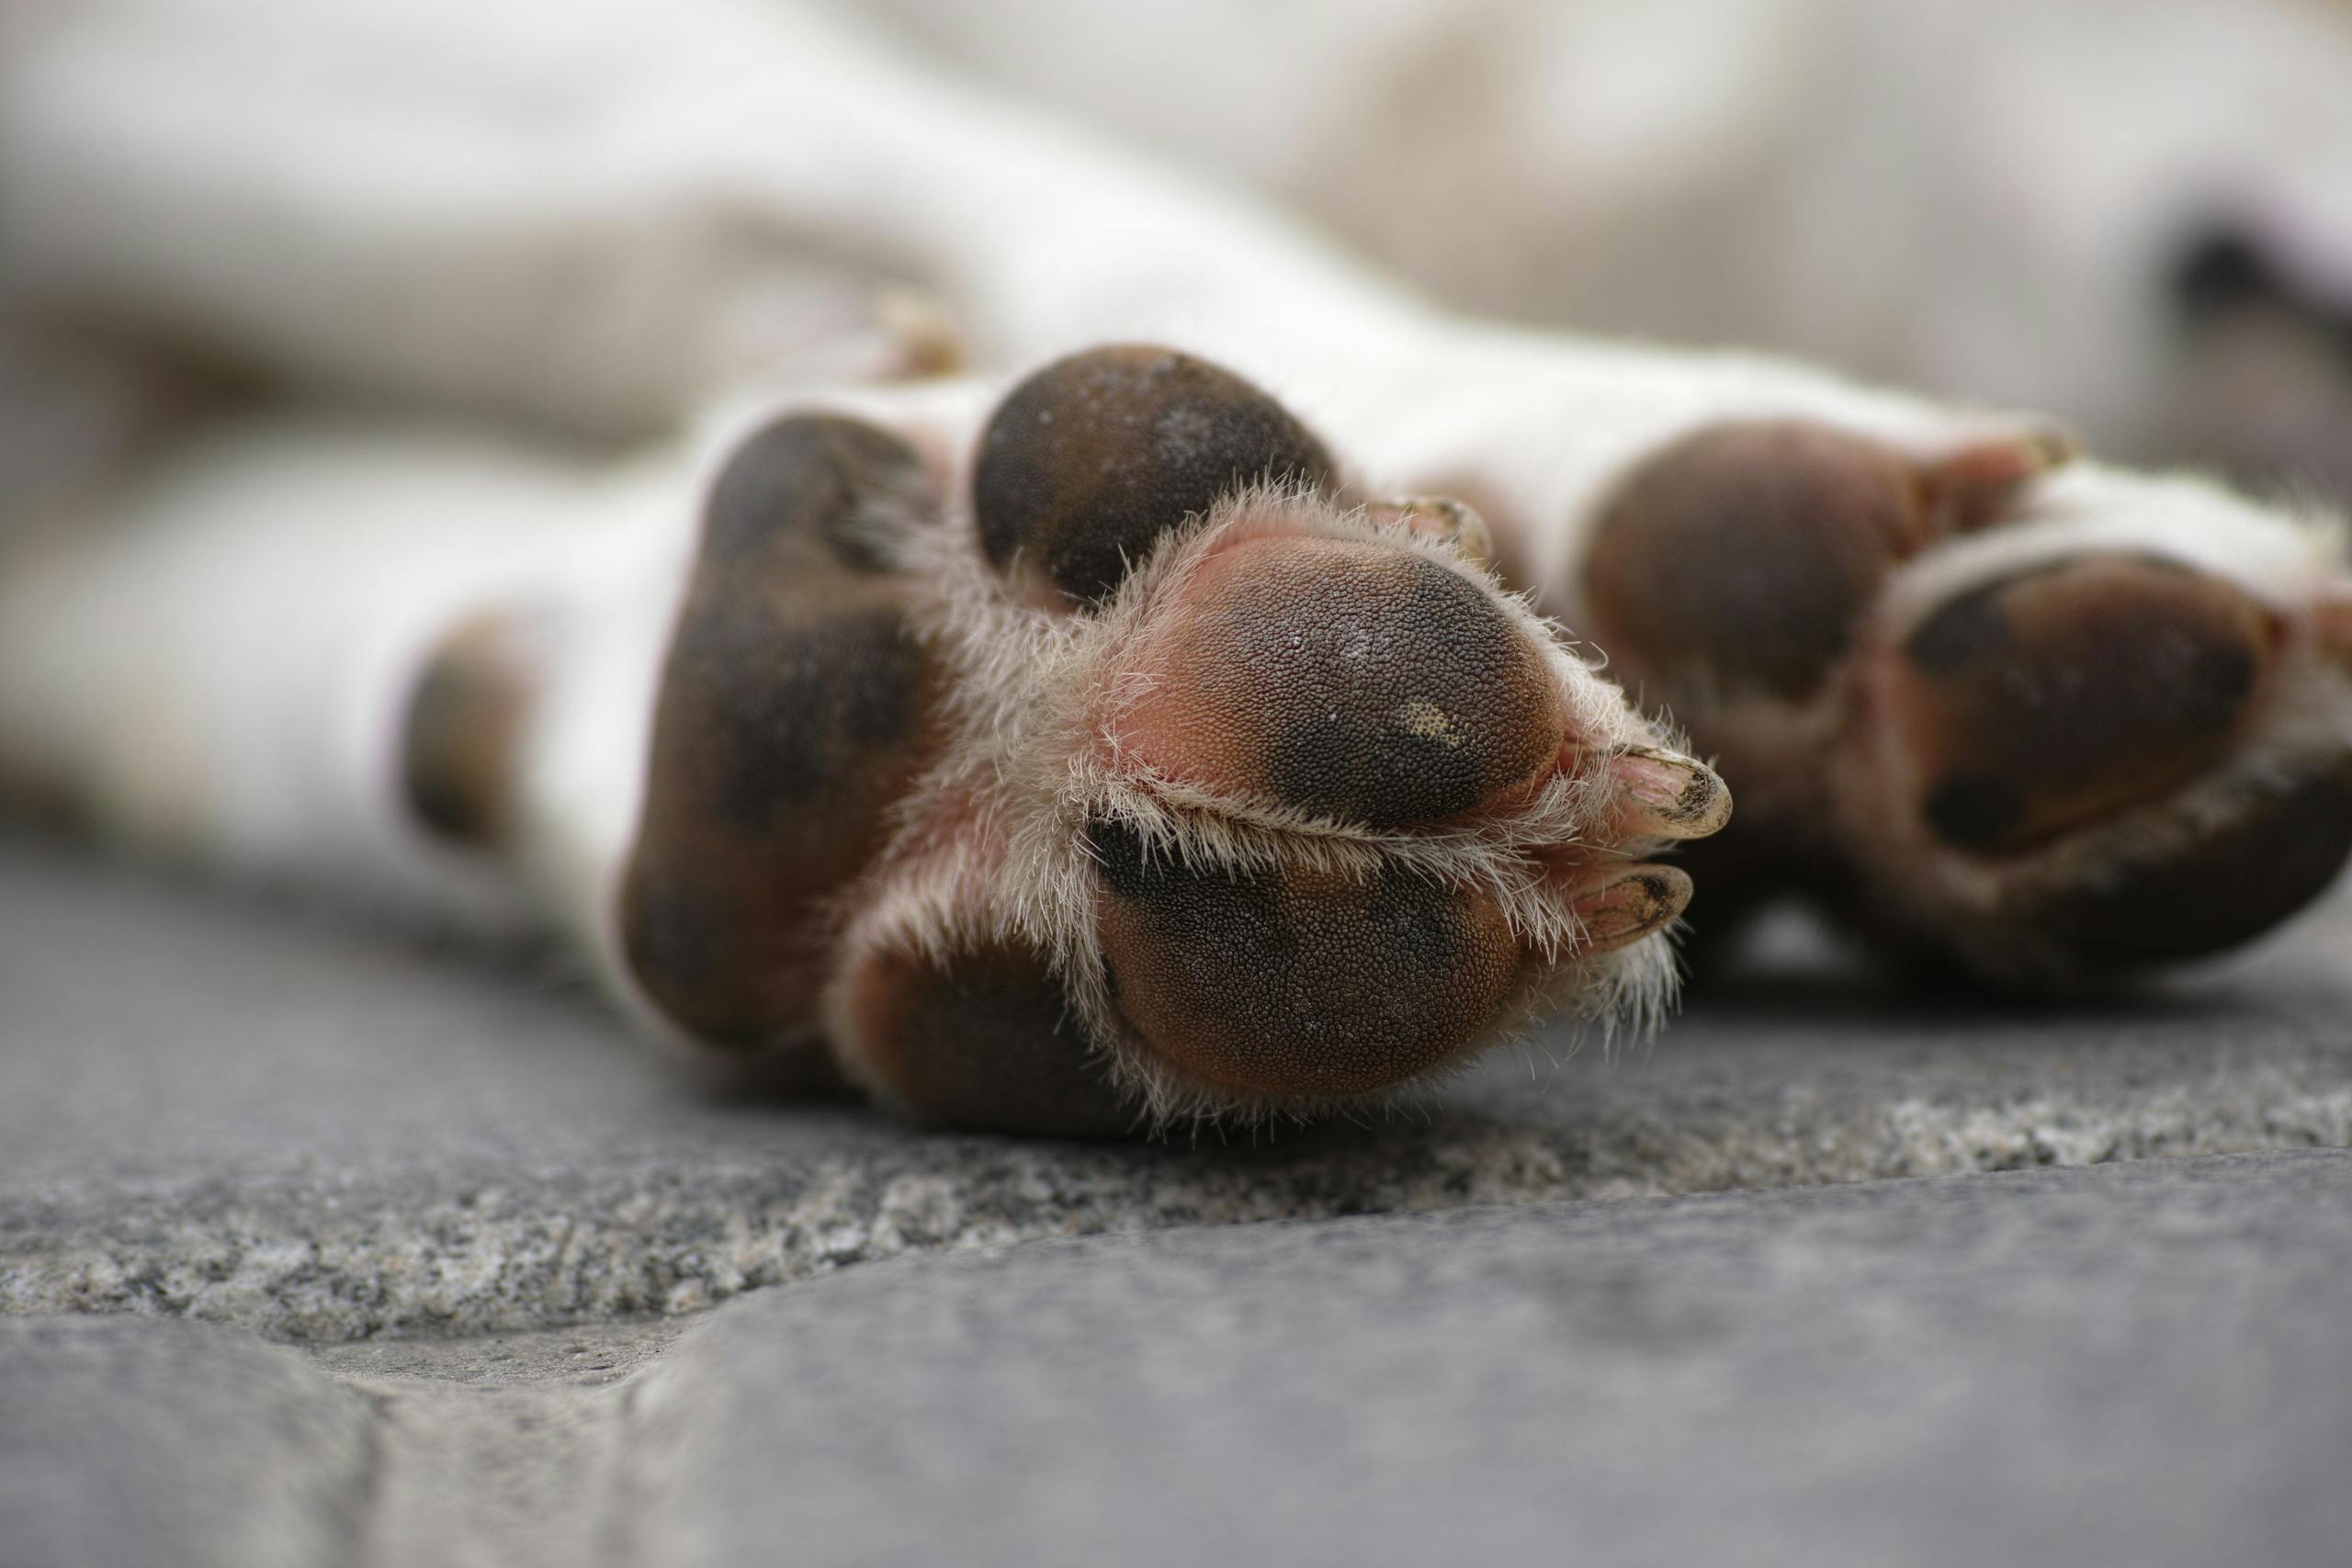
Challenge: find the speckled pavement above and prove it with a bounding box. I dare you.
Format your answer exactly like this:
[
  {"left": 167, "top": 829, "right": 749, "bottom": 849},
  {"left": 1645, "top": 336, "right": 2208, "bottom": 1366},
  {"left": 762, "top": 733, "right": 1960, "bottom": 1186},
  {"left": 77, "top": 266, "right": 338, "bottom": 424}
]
[
  {"left": 4, "top": 840, "right": 2349, "bottom": 1565},
  {"left": 10, "top": 1154, "right": 2351, "bottom": 1567}
]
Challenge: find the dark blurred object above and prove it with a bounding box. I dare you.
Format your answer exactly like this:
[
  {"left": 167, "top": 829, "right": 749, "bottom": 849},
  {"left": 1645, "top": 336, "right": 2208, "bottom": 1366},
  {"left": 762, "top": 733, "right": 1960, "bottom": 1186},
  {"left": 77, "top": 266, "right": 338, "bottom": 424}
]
[{"left": 2165, "top": 222, "right": 2352, "bottom": 500}]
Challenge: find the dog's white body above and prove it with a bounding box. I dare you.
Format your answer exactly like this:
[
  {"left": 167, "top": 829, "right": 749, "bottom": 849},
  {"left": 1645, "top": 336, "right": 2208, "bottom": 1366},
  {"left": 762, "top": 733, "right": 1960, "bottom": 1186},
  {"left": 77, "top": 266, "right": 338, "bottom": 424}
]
[
  {"left": 842, "top": 0, "right": 2352, "bottom": 468},
  {"left": 14, "top": 0, "right": 2352, "bottom": 456},
  {"left": 0, "top": 0, "right": 1903, "bottom": 889},
  {"left": 2, "top": 0, "right": 2348, "bottom": 1122}
]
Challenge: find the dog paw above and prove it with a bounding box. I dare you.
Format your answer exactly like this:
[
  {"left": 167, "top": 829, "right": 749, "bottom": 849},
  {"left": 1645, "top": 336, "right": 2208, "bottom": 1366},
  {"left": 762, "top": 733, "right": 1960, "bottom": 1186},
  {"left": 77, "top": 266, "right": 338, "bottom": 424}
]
[
  {"left": 616, "top": 345, "right": 1729, "bottom": 1131},
  {"left": 1580, "top": 418, "right": 2352, "bottom": 987}
]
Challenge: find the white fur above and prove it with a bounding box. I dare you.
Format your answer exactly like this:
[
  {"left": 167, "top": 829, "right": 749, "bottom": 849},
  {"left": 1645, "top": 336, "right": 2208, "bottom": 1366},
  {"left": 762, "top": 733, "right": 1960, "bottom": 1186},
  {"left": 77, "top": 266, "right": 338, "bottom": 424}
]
[{"left": 839, "top": 0, "right": 2352, "bottom": 467}]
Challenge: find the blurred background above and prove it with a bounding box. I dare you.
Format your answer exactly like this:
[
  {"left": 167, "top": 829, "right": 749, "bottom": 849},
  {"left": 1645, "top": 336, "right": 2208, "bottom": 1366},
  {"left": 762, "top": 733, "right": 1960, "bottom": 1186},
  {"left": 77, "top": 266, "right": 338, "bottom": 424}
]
[
  {"left": 3, "top": 0, "right": 2350, "bottom": 516},
  {"left": 867, "top": 0, "right": 2352, "bottom": 493}
]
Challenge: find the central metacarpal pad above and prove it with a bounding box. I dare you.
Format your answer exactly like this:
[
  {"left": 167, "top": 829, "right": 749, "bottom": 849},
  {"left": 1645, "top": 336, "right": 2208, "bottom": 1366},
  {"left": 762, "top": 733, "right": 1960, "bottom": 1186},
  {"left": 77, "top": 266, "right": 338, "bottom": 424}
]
[
  {"left": 1085, "top": 818, "right": 1523, "bottom": 1099},
  {"left": 1114, "top": 536, "right": 1565, "bottom": 827}
]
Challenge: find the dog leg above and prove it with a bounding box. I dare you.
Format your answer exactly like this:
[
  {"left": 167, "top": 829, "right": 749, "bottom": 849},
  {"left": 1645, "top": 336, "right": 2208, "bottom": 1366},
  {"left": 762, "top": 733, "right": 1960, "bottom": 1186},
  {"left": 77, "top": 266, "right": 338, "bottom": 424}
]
[
  {"left": 7, "top": 0, "right": 2346, "bottom": 1000},
  {"left": 0, "top": 349, "right": 1732, "bottom": 1133},
  {"left": 0, "top": 0, "right": 1409, "bottom": 436},
  {"left": 0, "top": 415, "right": 685, "bottom": 944}
]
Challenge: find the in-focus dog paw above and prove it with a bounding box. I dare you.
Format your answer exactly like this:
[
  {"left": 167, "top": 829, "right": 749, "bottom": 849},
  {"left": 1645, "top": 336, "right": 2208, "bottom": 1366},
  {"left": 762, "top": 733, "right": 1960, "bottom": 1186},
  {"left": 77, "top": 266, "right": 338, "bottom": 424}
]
[
  {"left": 1580, "top": 418, "right": 2352, "bottom": 987},
  {"left": 616, "top": 344, "right": 1729, "bottom": 1133}
]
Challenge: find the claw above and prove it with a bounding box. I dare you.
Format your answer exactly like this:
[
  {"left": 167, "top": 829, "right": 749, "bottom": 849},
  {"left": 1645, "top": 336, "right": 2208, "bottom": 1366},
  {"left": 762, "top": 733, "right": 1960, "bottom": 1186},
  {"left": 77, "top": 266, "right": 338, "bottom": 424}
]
[
  {"left": 1919, "top": 423, "right": 2081, "bottom": 532},
  {"left": 1563, "top": 863, "right": 1695, "bottom": 954},
  {"left": 1365, "top": 493, "right": 1496, "bottom": 570},
  {"left": 1608, "top": 746, "right": 1733, "bottom": 840},
  {"left": 869, "top": 284, "right": 968, "bottom": 378}
]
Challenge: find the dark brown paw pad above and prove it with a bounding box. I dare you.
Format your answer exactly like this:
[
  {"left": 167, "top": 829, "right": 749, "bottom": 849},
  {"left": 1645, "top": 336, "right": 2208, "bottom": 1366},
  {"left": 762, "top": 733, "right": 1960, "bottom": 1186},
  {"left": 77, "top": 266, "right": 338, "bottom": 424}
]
[
  {"left": 703, "top": 412, "right": 926, "bottom": 572},
  {"left": 620, "top": 413, "right": 945, "bottom": 1048},
  {"left": 838, "top": 939, "right": 1135, "bottom": 1136},
  {"left": 1085, "top": 816, "right": 1525, "bottom": 1099},
  {"left": 1113, "top": 535, "right": 1566, "bottom": 828},
  {"left": 1584, "top": 419, "right": 2071, "bottom": 704},
  {"left": 972, "top": 344, "right": 1336, "bottom": 608},
  {"left": 1850, "top": 547, "right": 2352, "bottom": 980},
  {"left": 2024, "top": 765, "right": 2352, "bottom": 974},
  {"left": 1894, "top": 554, "right": 2279, "bottom": 854},
  {"left": 400, "top": 614, "right": 539, "bottom": 848}
]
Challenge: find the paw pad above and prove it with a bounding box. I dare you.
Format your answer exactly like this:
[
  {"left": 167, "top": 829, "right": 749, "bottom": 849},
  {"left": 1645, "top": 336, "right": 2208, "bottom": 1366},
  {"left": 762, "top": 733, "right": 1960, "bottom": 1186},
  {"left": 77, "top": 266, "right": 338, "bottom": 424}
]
[
  {"left": 400, "top": 615, "right": 537, "bottom": 847},
  {"left": 839, "top": 939, "right": 1133, "bottom": 1136},
  {"left": 1586, "top": 422, "right": 1931, "bottom": 701},
  {"left": 1085, "top": 817, "right": 1523, "bottom": 1098},
  {"left": 1895, "top": 555, "right": 2276, "bottom": 854},
  {"left": 1114, "top": 536, "right": 1564, "bottom": 827},
  {"left": 972, "top": 344, "right": 1335, "bottom": 607},
  {"left": 620, "top": 414, "right": 944, "bottom": 1047}
]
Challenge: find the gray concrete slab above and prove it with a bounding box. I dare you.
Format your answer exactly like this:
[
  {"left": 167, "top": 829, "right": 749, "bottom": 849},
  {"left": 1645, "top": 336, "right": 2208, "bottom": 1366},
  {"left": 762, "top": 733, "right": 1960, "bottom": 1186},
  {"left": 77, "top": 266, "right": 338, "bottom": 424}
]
[
  {"left": 3, "top": 840, "right": 2348, "bottom": 1338},
  {"left": 0, "top": 1314, "right": 375, "bottom": 1568},
  {"left": 632, "top": 1150, "right": 2352, "bottom": 1568},
  {"left": 9, "top": 1153, "right": 2349, "bottom": 1568}
]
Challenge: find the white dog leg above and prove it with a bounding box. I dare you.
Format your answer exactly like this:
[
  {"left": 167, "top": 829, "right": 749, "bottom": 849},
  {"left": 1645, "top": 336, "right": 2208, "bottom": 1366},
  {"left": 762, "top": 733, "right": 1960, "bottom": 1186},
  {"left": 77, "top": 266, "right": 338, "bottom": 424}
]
[
  {"left": 2, "top": 354, "right": 1737, "bottom": 1132},
  {"left": 0, "top": 0, "right": 1410, "bottom": 436},
  {"left": 1250, "top": 327, "right": 2352, "bottom": 986},
  {"left": 0, "top": 417, "right": 687, "bottom": 943}
]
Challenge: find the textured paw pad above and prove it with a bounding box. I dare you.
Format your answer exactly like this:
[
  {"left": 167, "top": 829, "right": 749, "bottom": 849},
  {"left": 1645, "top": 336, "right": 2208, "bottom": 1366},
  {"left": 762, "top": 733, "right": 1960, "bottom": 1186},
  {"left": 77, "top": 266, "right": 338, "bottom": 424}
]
[
  {"left": 840, "top": 940, "right": 1133, "bottom": 1136},
  {"left": 1114, "top": 536, "right": 1565, "bottom": 827},
  {"left": 620, "top": 415, "right": 944, "bottom": 1047},
  {"left": 400, "top": 615, "right": 537, "bottom": 847},
  {"left": 1895, "top": 555, "right": 2277, "bottom": 854},
  {"left": 972, "top": 344, "right": 1335, "bottom": 608},
  {"left": 1086, "top": 817, "right": 1523, "bottom": 1099}
]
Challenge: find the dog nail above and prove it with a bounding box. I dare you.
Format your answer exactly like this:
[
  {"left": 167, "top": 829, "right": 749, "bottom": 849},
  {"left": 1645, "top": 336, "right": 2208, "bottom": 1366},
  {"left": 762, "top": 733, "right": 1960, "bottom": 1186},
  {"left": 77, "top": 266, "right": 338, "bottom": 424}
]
[{"left": 1610, "top": 746, "right": 1733, "bottom": 840}]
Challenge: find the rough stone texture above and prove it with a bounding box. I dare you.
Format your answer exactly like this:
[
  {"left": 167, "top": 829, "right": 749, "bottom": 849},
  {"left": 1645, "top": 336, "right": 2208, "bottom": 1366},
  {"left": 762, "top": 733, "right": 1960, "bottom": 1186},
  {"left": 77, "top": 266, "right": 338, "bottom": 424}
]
[
  {"left": 631, "top": 1150, "right": 2352, "bottom": 1568},
  {"left": 9, "top": 1154, "right": 2349, "bottom": 1567},
  {"left": 307, "top": 1323, "right": 685, "bottom": 1568},
  {"left": 2, "top": 839, "right": 2348, "bottom": 1339},
  {"left": 0, "top": 1314, "right": 376, "bottom": 1568}
]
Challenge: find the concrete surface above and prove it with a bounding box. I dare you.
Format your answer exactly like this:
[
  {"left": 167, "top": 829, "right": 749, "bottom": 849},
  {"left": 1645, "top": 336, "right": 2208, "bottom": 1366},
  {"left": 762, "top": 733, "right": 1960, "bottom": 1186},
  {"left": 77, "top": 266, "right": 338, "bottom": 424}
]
[
  {"left": 4, "top": 840, "right": 2348, "bottom": 1339},
  {"left": 8, "top": 1152, "right": 2349, "bottom": 1568},
  {"left": 631, "top": 1150, "right": 2352, "bottom": 1568},
  {"left": 0, "top": 1314, "right": 375, "bottom": 1568}
]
